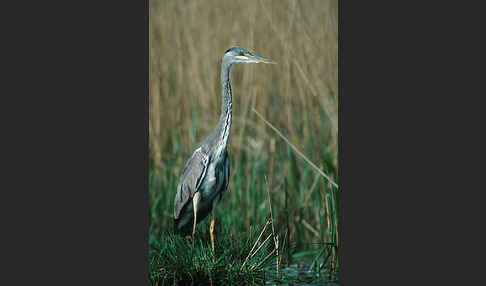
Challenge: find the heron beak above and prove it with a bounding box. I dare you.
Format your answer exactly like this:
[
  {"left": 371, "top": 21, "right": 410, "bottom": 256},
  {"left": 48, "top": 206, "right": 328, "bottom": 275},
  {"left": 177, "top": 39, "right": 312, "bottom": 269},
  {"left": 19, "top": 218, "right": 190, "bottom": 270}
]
[{"left": 247, "top": 53, "right": 276, "bottom": 64}]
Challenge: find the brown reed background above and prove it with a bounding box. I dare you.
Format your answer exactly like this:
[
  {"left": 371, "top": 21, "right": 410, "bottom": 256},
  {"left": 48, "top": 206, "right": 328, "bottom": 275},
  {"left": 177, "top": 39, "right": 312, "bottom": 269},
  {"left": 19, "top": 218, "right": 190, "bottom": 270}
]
[{"left": 149, "top": 0, "right": 338, "bottom": 264}]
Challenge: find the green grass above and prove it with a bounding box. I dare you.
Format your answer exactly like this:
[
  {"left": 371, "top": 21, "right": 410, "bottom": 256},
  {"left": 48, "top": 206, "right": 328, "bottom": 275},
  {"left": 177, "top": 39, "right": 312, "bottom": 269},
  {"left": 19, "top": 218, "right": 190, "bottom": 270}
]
[
  {"left": 149, "top": 226, "right": 270, "bottom": 285},
  {"left": 149, "top": 114, "right": 339, "bottom": 284}
]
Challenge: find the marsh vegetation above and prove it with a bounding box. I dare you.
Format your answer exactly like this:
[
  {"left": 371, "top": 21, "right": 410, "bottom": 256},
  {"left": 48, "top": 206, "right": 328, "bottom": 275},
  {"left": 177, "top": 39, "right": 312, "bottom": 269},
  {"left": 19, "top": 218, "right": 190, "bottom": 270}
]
[{"left": 149, "top": 0, "right": 338, "bottom": 284}]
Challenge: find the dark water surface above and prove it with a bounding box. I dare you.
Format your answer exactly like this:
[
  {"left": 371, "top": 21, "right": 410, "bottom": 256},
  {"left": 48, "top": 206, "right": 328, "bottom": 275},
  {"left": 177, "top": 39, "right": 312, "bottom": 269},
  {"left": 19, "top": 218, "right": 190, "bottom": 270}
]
[{"left": 265, "top": 257, "right": 339, "bottom": 285}]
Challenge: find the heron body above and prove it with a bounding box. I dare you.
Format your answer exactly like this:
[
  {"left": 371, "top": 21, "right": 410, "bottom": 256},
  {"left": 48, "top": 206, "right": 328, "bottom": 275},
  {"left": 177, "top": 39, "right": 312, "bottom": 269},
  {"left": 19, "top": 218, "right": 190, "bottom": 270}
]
[{"left": 173, "top": 46, "right": 275, "bottom": 243}]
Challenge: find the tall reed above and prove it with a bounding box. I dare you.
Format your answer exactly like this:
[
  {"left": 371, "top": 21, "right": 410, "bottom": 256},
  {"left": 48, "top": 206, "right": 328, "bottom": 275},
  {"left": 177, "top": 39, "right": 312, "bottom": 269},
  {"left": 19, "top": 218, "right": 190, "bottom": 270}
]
[{"left": 149, "top": 0, "right": 338, "bottom": 280}]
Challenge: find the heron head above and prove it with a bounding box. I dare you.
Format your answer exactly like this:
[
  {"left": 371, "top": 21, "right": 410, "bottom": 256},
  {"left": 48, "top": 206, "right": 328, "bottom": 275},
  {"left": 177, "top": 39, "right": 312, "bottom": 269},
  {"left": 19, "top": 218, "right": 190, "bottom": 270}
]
[{"left": 223, "top": 46, "right": 276, "bottom": 65}]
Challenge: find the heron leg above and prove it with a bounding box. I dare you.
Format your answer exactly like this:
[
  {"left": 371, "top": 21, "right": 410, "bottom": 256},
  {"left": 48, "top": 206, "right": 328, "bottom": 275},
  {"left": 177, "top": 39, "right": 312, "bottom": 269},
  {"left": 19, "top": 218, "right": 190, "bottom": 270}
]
[
  {"left": 192, "top": 192, "right": 201, "bottom": 239},
  {"left": 210, "top": 209, "right": 215, "bottom": 254}
]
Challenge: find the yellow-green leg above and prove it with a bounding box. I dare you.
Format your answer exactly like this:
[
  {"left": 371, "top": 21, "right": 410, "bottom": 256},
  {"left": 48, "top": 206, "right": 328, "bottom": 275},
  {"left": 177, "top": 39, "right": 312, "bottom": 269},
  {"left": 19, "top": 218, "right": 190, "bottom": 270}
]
[
  {"left": 210, "top": 209, "right": 215, "bottom": 254},
  {"left": 192, "top": 192, "right": 201, "bottom": 239}
]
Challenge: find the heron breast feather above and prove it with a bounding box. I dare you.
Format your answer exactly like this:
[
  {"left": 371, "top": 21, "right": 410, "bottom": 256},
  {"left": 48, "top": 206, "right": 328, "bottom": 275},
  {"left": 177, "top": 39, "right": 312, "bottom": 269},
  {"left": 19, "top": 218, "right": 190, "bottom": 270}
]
[{"left": 201, "top": 165, "right": 224, "bottom": 199}]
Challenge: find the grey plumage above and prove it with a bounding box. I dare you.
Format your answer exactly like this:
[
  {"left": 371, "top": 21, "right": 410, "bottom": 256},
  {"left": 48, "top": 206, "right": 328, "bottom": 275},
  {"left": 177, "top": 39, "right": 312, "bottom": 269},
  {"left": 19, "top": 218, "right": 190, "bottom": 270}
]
[{"left": 173, "top": 46, "right": 275, "bottom": 236}]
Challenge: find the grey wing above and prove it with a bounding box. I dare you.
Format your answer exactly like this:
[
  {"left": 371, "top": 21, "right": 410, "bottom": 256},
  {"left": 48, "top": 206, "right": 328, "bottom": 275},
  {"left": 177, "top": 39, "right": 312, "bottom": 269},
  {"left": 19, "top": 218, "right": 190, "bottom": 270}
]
[{"left": 173, "top": 148, "right": 209, "bottom": 220}]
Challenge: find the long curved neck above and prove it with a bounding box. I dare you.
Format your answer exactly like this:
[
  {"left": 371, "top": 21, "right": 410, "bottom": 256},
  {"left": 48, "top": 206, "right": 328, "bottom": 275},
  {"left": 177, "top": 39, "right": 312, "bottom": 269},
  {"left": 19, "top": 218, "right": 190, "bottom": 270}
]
[{"left": 217, "top": 61, "right": 233, "bottom": 149}]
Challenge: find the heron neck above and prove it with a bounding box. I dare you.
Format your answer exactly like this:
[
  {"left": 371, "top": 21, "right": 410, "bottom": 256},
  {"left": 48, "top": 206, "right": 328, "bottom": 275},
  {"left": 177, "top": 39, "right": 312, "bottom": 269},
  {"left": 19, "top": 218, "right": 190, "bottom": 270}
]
[{"left": 218, "top": 61, "right": 233, "bottom": 147}]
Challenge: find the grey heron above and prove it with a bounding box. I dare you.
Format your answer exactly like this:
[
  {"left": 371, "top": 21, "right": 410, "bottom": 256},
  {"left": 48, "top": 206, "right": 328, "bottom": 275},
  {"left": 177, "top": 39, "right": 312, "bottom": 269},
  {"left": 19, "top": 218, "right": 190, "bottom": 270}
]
[{"left": 173, "top": 46, "right": 275, "bottom": 252}]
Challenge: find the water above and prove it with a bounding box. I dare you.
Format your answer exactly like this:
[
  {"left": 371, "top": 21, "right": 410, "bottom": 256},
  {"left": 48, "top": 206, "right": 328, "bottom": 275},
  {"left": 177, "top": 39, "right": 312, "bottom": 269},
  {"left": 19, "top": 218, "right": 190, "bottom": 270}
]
[{"left": 264, "top": 257, "right": 339, "bottom": 285}]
